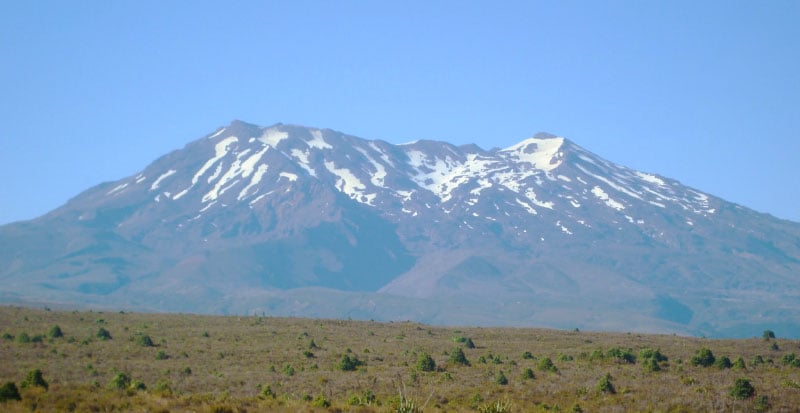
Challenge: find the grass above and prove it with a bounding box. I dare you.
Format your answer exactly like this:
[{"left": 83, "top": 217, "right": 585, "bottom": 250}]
[{"left": 1, "top": 305, "right": 799, "bottom": 412}]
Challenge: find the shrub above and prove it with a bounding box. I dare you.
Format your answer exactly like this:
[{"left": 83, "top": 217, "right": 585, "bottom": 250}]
[
  {"left": 96, "top": 327, "right": 112, "bottom": 340},
  {"left": 639, "top": 348, "right": 668, "bottom": 363},
  {"left": 282, "top": 364, "right": 296, "bottom": 376},
  {"left": 48, "top": 325, "right": 63, "bottom": 338},
  {"left": 596, "top": 373, "right": 616, "bottom": 394},
  {"left": 155, "top": 350, "right": 169, "bottom": 360},
  {"left": 338, "top": 354, "right": 364, "bottom": 371},
  {"left": 755, "top": 395, "right": 770, "bottom": 412},
  {"left": 690, "top": 348, "right": 715, "bottom": 367},
  {"left": 416, "top": 352, "right": 436, "bottom": 372},
  {"left": 752, "top": 355, "right": 765, "bottom": 365},
  {"left": 763, "top": 330, "right": 776, "bottom": 340},
  {"left": 643, "top": 357, "right": 661, "bottom": 372},
  {"left": 107, "top": 372, "right": 131, "bottom": 390},
  {"left": 537, "top": 357, "right": 558, "bottom": 373},
  {"left": 522, "top": 368, "right": 535, "bottom": 380},
  {"left": 478, "top": 400, "right": 512, "bottom": 413},
  {"left": 260, "top": 384, "right": 276, "bottom": 399},
  {"left": 495, "top": 370, "right": 508, "bottom": 385},
  {"left": 558, "top": 353, "right": 574, "bottom": 362},
  {"left": 715, "top": 356, "right": 732, "bottom": 369},
  {"left": 730, "top": 378, "right": 755, "bottom": 400},
  {"left": 448, "top": 347, "right": 470, "bottom": 366},
  {"left": 135, "top": 333, "right": 154, "bottom": 347},
  {"left": 781, "top": 353, "right": 797, "bottom": 366},
  {"left": 21, "top": 369, "right": 48, "bottom": 390},
  {"left": 607, "top": 347, "right": 635, "bottom": 364},
  {"left": 15, "top": 332, "right": 30, "bottom": 344},
  {"left": 0, "top": 382, "right": 21, "bottom": 402},
  {"left": 129, "top": 380, "right": 146, "bottom": 391},
  {"left": 522, "top": 351, "right": 534, "bottom": 360},
  {"left": 302, "top": 350, "right": 314, "bottom": 358}
]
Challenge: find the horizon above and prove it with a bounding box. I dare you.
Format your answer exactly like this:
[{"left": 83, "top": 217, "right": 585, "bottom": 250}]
[{"left": 1, "top": 1, "right": 798, "bottom": 225}]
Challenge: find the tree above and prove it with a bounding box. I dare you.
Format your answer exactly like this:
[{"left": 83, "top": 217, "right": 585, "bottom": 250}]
[{"left": 762, "top": 330, "right": 776, "bottom": 340}]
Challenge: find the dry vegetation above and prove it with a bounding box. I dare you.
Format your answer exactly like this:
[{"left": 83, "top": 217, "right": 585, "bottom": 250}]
[{"left": 1, "top": 305, "right": 799, "bottom": 412}]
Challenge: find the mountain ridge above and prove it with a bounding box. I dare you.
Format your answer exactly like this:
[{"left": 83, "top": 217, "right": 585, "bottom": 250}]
[{"left": 1, "top": 120, "right": 798, "bottom": 338}]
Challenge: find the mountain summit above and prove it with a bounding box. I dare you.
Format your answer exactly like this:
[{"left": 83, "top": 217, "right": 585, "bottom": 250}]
[{"left": 2, "top": 121, "right": 799, "bottom": 337}]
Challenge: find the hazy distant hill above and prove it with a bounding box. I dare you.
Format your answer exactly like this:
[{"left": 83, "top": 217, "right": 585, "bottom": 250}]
[{"left": 1, "top": 120, "right": 798, "bottom": 337}]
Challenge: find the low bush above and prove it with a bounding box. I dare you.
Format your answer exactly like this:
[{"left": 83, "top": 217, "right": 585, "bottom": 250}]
[{"left": 0, "top": 382, "right": 21, "bottom": 402}]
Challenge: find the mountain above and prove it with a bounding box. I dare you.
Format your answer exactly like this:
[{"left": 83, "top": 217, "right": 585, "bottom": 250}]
[{"left": 1, "top": 120, "right": 799, "bottom": 337}]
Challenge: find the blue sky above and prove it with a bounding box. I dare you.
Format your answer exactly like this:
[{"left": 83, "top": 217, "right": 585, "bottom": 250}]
[{"left": 1, "top": 1, "right": 798, "bottom": 224}]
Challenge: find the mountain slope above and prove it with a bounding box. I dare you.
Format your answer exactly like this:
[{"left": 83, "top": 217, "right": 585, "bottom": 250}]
[{"left": 1, "top": 120, "right": 798, "bottom": 337}]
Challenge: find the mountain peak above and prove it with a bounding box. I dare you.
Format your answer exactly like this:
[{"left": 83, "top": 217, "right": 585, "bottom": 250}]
[{"left": 500, "top": 135, "right": 566, "bottom": 171}]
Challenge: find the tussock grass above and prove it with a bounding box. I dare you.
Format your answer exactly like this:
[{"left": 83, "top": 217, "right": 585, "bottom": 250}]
[{"left": 1, "top": 306, "right": 799, "bottom": 411}]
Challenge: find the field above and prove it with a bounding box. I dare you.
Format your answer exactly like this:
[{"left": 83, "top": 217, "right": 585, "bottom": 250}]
[{"left": 1, "top": 306, "right": 799, "bottom": 412}]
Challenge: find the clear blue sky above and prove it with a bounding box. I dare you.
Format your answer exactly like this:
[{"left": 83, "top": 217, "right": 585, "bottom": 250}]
[{"left": 1, "top": 1, "right": 798, "bottom": 225}]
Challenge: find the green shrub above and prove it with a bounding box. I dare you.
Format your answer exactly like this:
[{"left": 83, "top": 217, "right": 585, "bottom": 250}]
[
  {"left": 522, "top": 351, "right": 534, "bottom": 360},
  {"left": 282, "top": 364, "right": 296, "bottom": 376},
  {"left": 537, "top": 357, "right": 558, "bottom": 373},
  {"left": 781, "top": 353, "right": 797, "bottom": 365},
  {"left": 763, "top": 330, "right": 776, "bottom": 340},
  {"left": 0, "top": 382, "right": 21, "bottom": 402},
  {"left": 260, "top": 384, "right": 276, "bottom": 399},
  {"left": 596, "top": 373, "right": 616, "bottom": 394},
  {"left": 755, "top": 395, "right": 770, "bottom": 412},
  {"left": 311, "top": 394, "right": 330, "bottom": 407},
  {"left": 478, "top": 399, "right": 512, "bottom": 413},
  {"left": 752, "top": 355, "right": 765, "bottom": 365},
  {"left": 607, "top": 347, "right": 636, "bottom": 364},
  {"left": 417, "top": 352, "right": 436, "bottom": 372},
  {"left": 15, "top": 332, "right": 30, "bottom": 344},
  {"left": 153, "top": 379, "right": 173, "bottom": 396},
  {"left": 643, "top": 357, "right": 661, "bottom": 372},
  {"left": 690, "top": 348, "right": 715, "bottom": 367},
  {"left": 21, "top": 369, "right": 48, "bottom": 390},
  {"left": 448, "top": 347, "right": 470, "bottom": 366},
  {"left": 730, "top": 377, "right": 755, "bottom": 400},
  {"left": 129, "top": 380, "right": 146, "bottom": 391},
  {"left": 48, "top": 325, "right": 63, "bottom": 338},
  {"left": 1, "top": 332, "right": 12, "bottom": 340},
  {"left": 522, "top": 367, "right": 535, "bottom": 380},
  {"left": 558, "top": 353, "right": 574, "bottom": 362},
  {"left": 134, "top": 333, "right": 154, "bottom": 347},
  {"left": 495, "top": 370, "right": 508, "bottom": 385},
  {"left": 96, "top": 327, "right": 112, "bottom": 340},
  {"left": 715, "top": 356, "right": 732, "bottom": 369},
  {"left": 302, "top": 350, "right": 314, "bottom": 358},
  {"left": 639, "top": 348, "right": 668, "bottom": 362},
  {"left": 338, "top": 354, "right": 364, "bottom": 371},
  {"left": 107, "top": 372, "right": 131, "bottom": 390},
  {"left": 155, "top": 350, "right": 169, "bottom": 360}
]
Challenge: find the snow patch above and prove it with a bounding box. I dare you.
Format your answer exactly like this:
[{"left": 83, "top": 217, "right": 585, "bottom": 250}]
[
  {"left": 515, "top": 198, "right": 538, "bottom": 215},
  {"left": 591, "top": 186, "right": 625, "bottom": 210},
  {"left": 150, "top": 170, "right": 176, "bottom": 191},
  {"left": 207, "top": 127, "right": 226, "bottom": 140},
  {"left": 279, "top": 172, "right": 298, "bottom": 182},
  {"left": 238, "top": 164, "right": 269, "bottom": 201},
  {"left": 500, "top": 137, "right": 565, "bottom": 171},
  {"left": 290, "top": 149, "right": 317, "bottom": 177},
  {"left": 307, "top": 130, "right": 333, "bottom": 150},
  {"left": 106, "top": 182, "right": 128, "bottom": 195},
  {"left": 259, "top": 128, "right": 289, "bottom": 147},
  {"left": 635, "top": 171, "right": 665, "bottom": 186},
  {"left": 324, "top": 161, "right": 374, "bottom": 205}
]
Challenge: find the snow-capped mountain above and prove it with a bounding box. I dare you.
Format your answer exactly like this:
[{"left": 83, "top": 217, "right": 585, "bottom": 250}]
[{"left": 1, "top": 120, "right": 799, "bottom": 337}]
